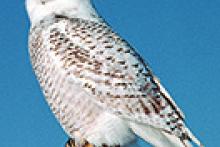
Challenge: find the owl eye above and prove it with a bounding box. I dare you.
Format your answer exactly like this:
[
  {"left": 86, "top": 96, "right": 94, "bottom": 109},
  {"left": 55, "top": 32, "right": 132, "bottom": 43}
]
[
  {"left": 40, "top": 0, "right": 53, "bottom": 5},
  {"left": 41, "top": 1, "right": 46, "bottom": 5}
]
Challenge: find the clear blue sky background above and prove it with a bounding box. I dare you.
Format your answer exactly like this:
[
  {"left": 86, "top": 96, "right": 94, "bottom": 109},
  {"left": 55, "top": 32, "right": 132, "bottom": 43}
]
[{"left": 0, "top": 0, "right": 219, "bottom": 146}]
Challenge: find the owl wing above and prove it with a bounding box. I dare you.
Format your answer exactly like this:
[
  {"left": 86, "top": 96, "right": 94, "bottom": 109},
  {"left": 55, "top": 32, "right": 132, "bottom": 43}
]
[{"left": 32, "top": 16, "right": 188, "bottom": 139}]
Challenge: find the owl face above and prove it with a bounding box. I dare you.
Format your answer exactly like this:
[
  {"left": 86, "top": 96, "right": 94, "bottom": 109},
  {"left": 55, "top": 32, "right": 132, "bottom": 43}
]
[
  {"left": 25, "top": 0, "right": 93, "bottom": 25},
  {"left": 26, "top": 0, "right": 54, "bottom": 6},
  {"left": 25, "top": 0, "right": 75, "bottom": 24},
  {"left": 25, "top": 0, "right": 55, "bottom": 14}
]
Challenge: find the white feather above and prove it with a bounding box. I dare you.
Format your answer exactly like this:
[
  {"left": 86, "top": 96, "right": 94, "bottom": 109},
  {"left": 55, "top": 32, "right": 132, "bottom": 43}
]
[
  {"left": 26, "top": 0, "right": 203, "bottom": 146},
  {"left": 25, "top": 0, "right": 100, "bottom": 25},
  {"left": 129, "top": 122, "right": 190, "bottom": 147},
  {"left": 85, "top": 112, "right": 135, "bottom": 146}
]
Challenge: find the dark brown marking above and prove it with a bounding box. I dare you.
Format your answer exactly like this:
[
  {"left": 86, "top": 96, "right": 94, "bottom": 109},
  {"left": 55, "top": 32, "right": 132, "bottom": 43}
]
[
  {"left": 139, "top": 100, "right": 151, "bottom": 115},
  {"left": 150, "top": 101, "right": 160, "bottom": 114},
  {"left": 117, "top": 48, "right": 124, "bottom": 52},
  {"left": 118, "top": 61, "right": 126, "bottom": 65}
]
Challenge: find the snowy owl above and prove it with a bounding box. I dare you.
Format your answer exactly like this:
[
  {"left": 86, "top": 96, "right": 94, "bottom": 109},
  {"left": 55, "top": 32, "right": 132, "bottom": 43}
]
[{"left": 25, "top": 0, "right": 203, "bottom": 147}]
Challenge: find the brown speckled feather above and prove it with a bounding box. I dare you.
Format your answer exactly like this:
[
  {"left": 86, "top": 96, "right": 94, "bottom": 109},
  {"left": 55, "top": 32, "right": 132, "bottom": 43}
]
[{"left": 29, "top": 15, "right": 192, "bottom": 146}]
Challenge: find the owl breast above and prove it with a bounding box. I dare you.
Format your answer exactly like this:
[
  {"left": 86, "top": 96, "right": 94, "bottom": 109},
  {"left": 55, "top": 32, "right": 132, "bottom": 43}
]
[{"left": 28, "top": 17, "right": 135, "bottom": 146}]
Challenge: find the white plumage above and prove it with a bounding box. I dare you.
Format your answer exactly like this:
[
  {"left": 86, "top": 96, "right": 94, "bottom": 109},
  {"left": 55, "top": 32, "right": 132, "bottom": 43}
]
[{"left": 25, "top": 0, "right": 203, "bottom": 146}]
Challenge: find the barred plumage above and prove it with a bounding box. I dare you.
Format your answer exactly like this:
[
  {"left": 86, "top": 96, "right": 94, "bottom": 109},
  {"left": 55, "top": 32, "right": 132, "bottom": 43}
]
[{"left": 26, "top": 0, "right": 202, "bottom": 147}]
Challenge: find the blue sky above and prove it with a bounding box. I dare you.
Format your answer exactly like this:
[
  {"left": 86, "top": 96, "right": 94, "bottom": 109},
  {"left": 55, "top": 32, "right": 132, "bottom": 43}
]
[{"left": 0, "top": 0, "right": 219, "bottom": 146}]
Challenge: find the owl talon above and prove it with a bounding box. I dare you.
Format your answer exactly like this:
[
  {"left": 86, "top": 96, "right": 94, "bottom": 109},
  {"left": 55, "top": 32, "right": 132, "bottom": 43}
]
[
  {"left": 84, "top": 141, "right": 95, "bottom": 147},
  {"left": 65, "top": 138, "right": 76, "bottom": 147},
  {"left": 65, "top": 138, "right": 95, "bottom": 147}
]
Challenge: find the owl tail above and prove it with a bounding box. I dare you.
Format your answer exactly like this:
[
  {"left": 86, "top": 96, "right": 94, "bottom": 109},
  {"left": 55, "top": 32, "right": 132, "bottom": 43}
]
[
  {"left": 129, "top": 122, "right": 203, "bottom": 147},
  {"left": 184, "top": 127, "right": 204, "bottom": 147}
]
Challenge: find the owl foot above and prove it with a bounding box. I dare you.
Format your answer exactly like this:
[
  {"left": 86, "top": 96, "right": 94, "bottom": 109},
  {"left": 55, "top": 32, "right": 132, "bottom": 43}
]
[
  {"left": 65, "top": 138, "right": 75, "bottom": 147},
  {"left": 65, "top": 138, "right": 121, "bottom": 147},
  {"left": 65, "top": 138, "right": 94, "bottom": 147}
]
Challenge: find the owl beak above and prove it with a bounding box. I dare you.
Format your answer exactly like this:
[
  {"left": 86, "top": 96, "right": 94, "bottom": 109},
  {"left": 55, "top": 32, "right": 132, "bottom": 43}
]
[{"left": 40, "top": 0, "right": 52, "bottom": 5}]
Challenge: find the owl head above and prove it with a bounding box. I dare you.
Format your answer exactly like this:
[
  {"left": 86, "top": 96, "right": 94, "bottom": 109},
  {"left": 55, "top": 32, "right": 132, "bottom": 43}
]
[{"left": 25, "top": 0, "right": 91, "bottom": 25}]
